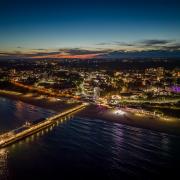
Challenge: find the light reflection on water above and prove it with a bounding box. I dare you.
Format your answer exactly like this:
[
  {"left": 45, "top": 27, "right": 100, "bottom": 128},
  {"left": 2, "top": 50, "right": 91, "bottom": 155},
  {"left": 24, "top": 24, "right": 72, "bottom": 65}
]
[
  {"left": 0, "top": 97, "right": 55, "bottom": 134},
  {"left": 0, "top": 97, "right": 180, "bottom": 179},
  {"left": 0, "top": 148, "right": 8, "bottom": 179},
  {"left": 0, "top": 114, "right": 73, "bottom": 180}
]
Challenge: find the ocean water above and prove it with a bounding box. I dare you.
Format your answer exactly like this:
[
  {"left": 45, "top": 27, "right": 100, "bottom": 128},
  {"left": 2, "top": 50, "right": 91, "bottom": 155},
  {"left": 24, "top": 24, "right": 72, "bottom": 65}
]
[{"left": 0, "top": 97, "right": 179, "bottom": 180}]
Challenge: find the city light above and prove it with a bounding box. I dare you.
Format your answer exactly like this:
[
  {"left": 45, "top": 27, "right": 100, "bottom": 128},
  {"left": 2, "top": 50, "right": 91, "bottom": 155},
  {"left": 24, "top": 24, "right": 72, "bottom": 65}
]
[{"left": 114, "top": 109, "right": 126, "bottom": 115}]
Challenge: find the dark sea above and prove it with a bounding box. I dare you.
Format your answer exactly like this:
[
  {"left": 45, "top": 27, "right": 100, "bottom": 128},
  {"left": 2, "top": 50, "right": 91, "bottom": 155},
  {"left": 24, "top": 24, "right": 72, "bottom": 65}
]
[{"left": 0, "top": 97, "right": 179, "bottom": 180}]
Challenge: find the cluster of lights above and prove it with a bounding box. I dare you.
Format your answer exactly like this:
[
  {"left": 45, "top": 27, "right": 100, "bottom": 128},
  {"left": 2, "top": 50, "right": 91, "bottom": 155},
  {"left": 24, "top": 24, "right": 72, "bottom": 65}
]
[{"left": 114, "top": 109, "right": 126, "bottom": 115}]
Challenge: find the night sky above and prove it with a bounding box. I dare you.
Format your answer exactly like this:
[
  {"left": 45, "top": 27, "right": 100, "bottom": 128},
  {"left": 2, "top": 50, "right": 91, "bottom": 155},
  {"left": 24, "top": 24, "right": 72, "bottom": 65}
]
[{"left": 0, "top": 0, "right": 180, "bottom": 59}]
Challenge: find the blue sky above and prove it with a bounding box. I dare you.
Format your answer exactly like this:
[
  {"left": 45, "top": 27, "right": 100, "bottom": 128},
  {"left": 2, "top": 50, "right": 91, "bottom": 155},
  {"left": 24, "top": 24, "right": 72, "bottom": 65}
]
[{"left": 0, "top": 0, "right": 180, "bottom": 58}]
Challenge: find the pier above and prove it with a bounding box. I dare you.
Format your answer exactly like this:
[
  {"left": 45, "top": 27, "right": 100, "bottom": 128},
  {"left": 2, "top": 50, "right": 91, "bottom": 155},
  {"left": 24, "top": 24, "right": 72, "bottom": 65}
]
[{"left": 0, "top": 103, "right": 87, "bottom": 148}]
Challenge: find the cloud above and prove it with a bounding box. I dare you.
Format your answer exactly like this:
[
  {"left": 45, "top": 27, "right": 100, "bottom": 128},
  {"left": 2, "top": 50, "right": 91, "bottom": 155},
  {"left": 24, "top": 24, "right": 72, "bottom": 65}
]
[
  {"left": 139, "top": 39, "right": 174, "bottom": 46},
  {"left": 0, "top": 50, "right": 62, "bottom": 59},
  {"left": 112, "top": 41, "right": 135, "bottom": 46},
  {"left": 30, "top": 51, "right": 61, "bottom": 57},
  {"left": 60, "top": 48, "right": 108, "bottom": 55},
  {"left": 9, "top": 48, "right": 108, "bottom": 59},
  {"left": 96, "top": 41, "right": 134, "bottom": 46},
  {"left": 97, "top": 49, "right": 180, "bottom": 58},
  {"left": 96, "top": 39, "right": 176, "bottom": 48},
  {"left": 96, "top": 42, "right": 112, "bottom": 46},
  {"left": 32, "top": 48, "right": 47, "bottom": 51},
  {"left": 161, "top": 43, "right": 180, "bottom": 51},
  {"left": 1, "top": 42, "right": 180, "bottom": 59}
]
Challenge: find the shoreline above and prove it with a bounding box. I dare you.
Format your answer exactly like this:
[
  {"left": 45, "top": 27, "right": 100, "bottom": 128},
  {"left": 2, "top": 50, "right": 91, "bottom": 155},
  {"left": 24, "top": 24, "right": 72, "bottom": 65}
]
[
  {"left": 0, "top": 90, "right": 81, "bottom": 112},
  {"left": 1, "top": 90, "right": 180, "bottom": 135},
  {"left": 76, "top": 104, "right": 180, "bottom": 135}
]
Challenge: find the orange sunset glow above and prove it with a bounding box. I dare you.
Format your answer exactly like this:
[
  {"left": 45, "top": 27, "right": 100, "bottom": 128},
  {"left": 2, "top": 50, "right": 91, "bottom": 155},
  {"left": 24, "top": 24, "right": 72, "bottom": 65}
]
[{"left": 32, "top": 53, "right": 102, "bottom": 59}]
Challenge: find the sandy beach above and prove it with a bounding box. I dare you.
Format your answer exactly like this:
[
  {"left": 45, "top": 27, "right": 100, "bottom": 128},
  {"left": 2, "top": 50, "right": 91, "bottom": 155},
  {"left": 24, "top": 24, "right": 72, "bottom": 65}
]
[{"left": 0, "top": 90, "right": 81, "bottom": 112}]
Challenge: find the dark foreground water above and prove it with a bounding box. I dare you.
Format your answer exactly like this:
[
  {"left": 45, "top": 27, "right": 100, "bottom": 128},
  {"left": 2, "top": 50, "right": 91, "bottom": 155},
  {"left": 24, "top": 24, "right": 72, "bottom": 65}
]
[{"left": 0, "top": 97, "right": 180, "bottom": 180}]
